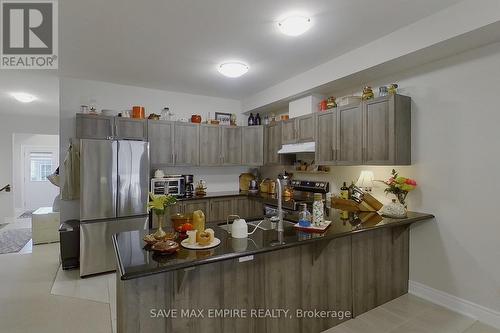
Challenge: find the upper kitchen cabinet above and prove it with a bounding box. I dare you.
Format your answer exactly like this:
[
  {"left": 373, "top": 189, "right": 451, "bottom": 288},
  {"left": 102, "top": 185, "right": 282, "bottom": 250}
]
[
  {"left": 281, "top": 113, "right": 316, "bottom": 144},
  {"left": 363, "top": 94, "right": 411, "bottom": 165},
  {"left": 241, "top": 126, "right": 264, "bottom": 166},
  {"left": 315, "top": 109, "right": 337, "bottom": 164},
  {"left": 264, "top": 122, "right": 282, "bottom": 165},
  {"left": 297, "top": 114, "right": 315, "bottom": 142},
  {"left": 199, "top": 124, "right": 221, "bottom": 166},
  {"left": 114, "top": 117, "right": 147, "bottom": 140},
  {"left": 174, "top": 122, "right": 199, "bottom": 166},
  {"left": 336, "top": 103, "right": 364, "bottom": 165},
  {"left": 281, "top": 119, "right": 296, "bottom": 144},
  {"left": 148, "top": 120, "right": 175, "bottom": 166},
  {"left": 221, "top": 126, "right": 242, "bottom": 165},
  {"left": 76, "top": 114, "right": 115, "bottom": 139}
]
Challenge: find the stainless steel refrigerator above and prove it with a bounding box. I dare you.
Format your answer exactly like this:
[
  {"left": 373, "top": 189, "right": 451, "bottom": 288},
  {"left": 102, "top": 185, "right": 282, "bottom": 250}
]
[{"left": 79, "top": 139, "right": 149, "bottom": 277}]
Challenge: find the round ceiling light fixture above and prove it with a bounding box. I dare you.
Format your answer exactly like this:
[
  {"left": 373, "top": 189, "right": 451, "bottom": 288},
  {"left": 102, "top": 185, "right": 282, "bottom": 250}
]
[
  {"left": 277, "top": 14, "right": 312, "bottom": 36},
  {"left": 217, "top": 62, "right": 249, "bottom": 78},
  {"left": 10, "top": 92, "right": 37, "bottom": 103}
]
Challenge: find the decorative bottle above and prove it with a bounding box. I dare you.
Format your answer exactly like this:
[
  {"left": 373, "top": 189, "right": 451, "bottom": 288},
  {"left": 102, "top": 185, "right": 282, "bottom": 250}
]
[
  {"left": 248, "top": 113, "right": 255, "bottom": 126},
  {"left": 312, "top": 193, "right": 324, "bottom": 226}
]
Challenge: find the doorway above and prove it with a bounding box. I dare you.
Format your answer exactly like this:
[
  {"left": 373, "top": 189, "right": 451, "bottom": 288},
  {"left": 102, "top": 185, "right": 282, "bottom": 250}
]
[{"left": 21, "top": 146, "right": 59, "bottom": 211}]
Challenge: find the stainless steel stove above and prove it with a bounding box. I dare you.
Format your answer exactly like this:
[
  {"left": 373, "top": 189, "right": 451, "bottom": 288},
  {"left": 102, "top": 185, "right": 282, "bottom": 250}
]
[{"left": 263, "top": 179, "right": 330, "bottom": 216}]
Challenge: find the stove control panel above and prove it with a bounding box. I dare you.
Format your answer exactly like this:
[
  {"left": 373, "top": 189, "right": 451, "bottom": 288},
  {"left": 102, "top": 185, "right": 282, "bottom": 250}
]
[{"left": 291, "top": 180, "right": 329, "bottom": 193}]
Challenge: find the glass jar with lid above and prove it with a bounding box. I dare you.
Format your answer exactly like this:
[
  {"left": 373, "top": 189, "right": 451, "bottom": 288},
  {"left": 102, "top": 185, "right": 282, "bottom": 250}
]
[{"left": 312, "top": 193, "right": 324, "bottom": 226}]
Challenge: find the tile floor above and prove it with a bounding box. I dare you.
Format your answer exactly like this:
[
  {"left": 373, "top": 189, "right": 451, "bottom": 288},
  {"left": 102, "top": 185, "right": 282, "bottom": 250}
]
[
  {"left": 1, "top": 219, "right": 498, "bottom": 333},
  {"left": 323, "top": 294, "right": 500, "bottom": 333}
]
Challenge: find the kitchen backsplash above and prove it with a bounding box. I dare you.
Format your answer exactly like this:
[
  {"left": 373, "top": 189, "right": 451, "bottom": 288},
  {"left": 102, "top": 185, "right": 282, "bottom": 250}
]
[
  {"left": 156, "top": 166, "right": 252, "bottom": 192},
  {"left": 259, "top": 165, "right": 421, "bottom": 209}
]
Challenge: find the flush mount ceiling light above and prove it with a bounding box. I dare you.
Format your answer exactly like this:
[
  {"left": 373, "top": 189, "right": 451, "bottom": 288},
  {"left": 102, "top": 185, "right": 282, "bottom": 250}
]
[
  {"left": 217, "top": 62, "right": 249, "bottom": 78},
  {"left": 10, "top": 92, "right": 37, "bottom": 103},
  {"left": 277, "top": 14, "right": 312, "bottom": 36}
]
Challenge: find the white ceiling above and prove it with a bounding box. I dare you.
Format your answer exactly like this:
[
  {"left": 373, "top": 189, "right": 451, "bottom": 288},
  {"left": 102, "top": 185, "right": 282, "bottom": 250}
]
[
  {"left": 60, "top": 0, "right": 462, "bottom": 100},
  {"left": 0, "top": 72, "right": 58, "bottom": 117}
]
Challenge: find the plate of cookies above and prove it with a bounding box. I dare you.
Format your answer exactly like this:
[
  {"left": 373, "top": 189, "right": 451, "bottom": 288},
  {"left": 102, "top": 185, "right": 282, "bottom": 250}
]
[{"left": 181, "top": 228, "right": 220, "bottom": 250}]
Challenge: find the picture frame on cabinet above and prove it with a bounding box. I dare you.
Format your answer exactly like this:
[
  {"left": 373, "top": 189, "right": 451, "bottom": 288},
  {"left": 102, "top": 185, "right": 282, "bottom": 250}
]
[{"left": 215, "top": 112, "right": 231, "bottom": 126}]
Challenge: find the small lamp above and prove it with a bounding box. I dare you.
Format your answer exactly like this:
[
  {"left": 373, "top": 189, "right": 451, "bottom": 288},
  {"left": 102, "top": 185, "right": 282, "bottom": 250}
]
[{"left": 356, "top": 170, "right": 374, "bottom": 192}]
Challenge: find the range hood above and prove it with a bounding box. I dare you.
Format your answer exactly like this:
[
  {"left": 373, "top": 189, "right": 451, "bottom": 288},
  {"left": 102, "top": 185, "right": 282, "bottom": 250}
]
[{"left": 278, "top": 142, "right": 315, "bottom": 154}]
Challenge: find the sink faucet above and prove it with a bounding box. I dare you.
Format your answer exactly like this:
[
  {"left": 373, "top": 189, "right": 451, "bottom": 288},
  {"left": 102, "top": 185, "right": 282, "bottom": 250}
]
[{"left": 276, "top": 177, "right": 284, "bottom": 233}]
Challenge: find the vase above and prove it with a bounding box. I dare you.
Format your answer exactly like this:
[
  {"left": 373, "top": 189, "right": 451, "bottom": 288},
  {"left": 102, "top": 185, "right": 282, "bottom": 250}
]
[
  {"left": 154, "top": 213, "right": 167, "bottom": 240},
  {"left": 381, "top": 199, "right": 407, "bottom": 218},
  {"left": 396, "top": 192, "right": 408, "bottom": 208}
]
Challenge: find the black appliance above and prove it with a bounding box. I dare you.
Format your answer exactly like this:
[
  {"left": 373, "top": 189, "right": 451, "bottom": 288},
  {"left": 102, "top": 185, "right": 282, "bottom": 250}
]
[{"left": 59, "top": 219, "right": 80, "bottom": 270}]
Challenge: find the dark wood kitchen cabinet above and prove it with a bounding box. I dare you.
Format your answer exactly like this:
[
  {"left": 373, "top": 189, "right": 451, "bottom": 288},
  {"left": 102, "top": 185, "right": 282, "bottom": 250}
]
[
  {"left": 174, "top": 123, "right": 199, "bottom": 166},
  {"left": 281, "top": 114, "right": 315, "bottom": 144},
  {"left": 242, "top": 126, "right": 264, "bottom": 166},
  {"left": 209, "top": 198, "right": 235, "bottom": 222},
  {"left": 147, "top": 120, "right": 175, "bottom": 166},
  {"left": 114, "top": 117, "right": 147, "bottom": 140},
  {"left": 363, "top": 94, "right": 411, "bottom": 165},
  {"left": 221, "top": 126, "right": 242, "bottom": 165},
  {"left": 336, "top": 103, "right": 364, "bottom": 165},
  {"left": 281, "top": 118, "right": 297, "bottom": 144},
  {"left": 199, "top": 124, "right": 221, "bottom": 166},
  {"left": 76, "top": 113, "right": 115, "bottom": 139},
  {"left": 315, "top": 109, "right": 337, "bottom": 164},
  {"left": 264, "top": 122, "right": 284, "bottom": 166}
]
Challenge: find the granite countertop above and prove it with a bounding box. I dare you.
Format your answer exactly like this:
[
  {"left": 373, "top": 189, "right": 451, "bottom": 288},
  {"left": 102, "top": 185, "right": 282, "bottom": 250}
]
[
  {"left": 178, "top": 191, "right": 247, "bottom": 201},
  {"left": 113, "top": 209, "right": 434, "bottom": 280}
]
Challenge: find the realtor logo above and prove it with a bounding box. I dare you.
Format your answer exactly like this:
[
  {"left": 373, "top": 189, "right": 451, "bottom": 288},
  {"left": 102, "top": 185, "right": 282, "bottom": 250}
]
[{"left": 1, "top": 0, "right": 58, "bottom": 69}]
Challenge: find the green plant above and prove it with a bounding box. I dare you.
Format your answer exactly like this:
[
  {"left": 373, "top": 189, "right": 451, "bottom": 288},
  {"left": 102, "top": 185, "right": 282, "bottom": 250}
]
[{"left": 147, "top": 193, "right": 177, "bottom": 216}]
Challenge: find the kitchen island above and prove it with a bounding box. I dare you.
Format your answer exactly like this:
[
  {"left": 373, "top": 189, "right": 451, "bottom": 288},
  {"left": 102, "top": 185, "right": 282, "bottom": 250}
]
[{"left": 113, "top": 210, "right": 434, "bottom": 333}]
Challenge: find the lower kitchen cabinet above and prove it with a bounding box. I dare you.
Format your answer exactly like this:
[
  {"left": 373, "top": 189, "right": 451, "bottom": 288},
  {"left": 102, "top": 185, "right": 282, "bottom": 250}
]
[
  {"left": 182, "top": 199, "right": 210, "bottom": 217},
  {"left": 209, "top": 198, "right": 235, "bottom": 222}
]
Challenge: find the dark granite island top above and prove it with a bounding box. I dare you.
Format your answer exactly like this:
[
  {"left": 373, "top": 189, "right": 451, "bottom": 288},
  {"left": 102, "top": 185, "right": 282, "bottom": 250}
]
[{"left": 113, "top": 210, "right": 434, "bottom": 281}]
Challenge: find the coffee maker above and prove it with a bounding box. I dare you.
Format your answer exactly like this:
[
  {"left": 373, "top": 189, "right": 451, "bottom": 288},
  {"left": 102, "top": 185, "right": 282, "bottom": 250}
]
[{"left": 183, "top": 175, "right": 194, "bottom": 198}]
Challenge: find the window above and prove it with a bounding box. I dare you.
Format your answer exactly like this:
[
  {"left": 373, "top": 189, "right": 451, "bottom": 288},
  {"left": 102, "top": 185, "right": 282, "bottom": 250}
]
[{"left": 30, "top": 152, "right": 54, "bottom": 181}]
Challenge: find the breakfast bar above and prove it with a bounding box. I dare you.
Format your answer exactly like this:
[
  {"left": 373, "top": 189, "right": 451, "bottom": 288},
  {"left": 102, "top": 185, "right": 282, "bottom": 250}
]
[{"left": 113, "top": 210, "right": 434, "bottom": 333}]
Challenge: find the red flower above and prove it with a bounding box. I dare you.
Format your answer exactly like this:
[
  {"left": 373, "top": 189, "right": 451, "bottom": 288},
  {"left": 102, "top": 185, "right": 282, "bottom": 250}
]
[{"left": 405, "top": 179, "right": 417, "bottom": 186}]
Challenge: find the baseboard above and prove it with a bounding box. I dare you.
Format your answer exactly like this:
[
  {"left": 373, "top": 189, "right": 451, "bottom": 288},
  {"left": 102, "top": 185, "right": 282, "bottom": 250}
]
[{"left": 409, "top": 280, "right": 500, "bottom": 329}]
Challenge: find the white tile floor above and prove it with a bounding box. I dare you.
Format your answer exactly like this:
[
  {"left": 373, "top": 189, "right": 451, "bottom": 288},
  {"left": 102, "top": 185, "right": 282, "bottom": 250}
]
[
  {"left": 1, "top": 219, "right": 498, "bottom": 333},
  {"left": 323, "top": 294, "right": 500, "bottom": 333}
]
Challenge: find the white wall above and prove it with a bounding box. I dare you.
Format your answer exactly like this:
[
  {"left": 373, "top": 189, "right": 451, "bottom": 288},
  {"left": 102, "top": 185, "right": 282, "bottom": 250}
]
[
  {"left": 59, "top": 78, "right": 247, "bottom": 222},
  {"left": 262, "top": 41, "right": 500, "bottom": 315},
  {"left": 12, "top": 134, "right": 59, "bottom": 212},
  {"left": 0, "top": 116, "right": 59, "bottom": 222}
]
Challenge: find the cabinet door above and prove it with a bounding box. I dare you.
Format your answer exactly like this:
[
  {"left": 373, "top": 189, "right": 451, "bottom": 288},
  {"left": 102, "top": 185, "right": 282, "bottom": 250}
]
[
  {"left": 174, "top": 123, "right": 199, "bottom": 166},
  {"left": 315, "top": 110, "right": 337, "bottom": 164},
  {"left": 248, "top": 198, "right": 264, "bottom": 219},
  {"left": 209, "top": 198, "right": 234, "bottom": 223},
  {"left": 233, "top": 196, "right": 250, "bottom": 219},
  {"left": 148, "top": 120, "right": 174, "bottom": 166},
  {"left": 241, "top": 126, "right": 264, "bottom": 166},
  {"left": 297, "top": 114, "right": 315, "bottom": 142},
  {"left": 199, "top": 125, "right": 221, "bottom": 166},
  {"left": 281, "top": 119, "right": 297, "bottom": 144},
  {"left": 183, "top": 200, "right": 210, "bottom": 219},
  {"left": 221, "top": 127, "right": 242, "bottom": 165},
  {"left": 76, "top": 114, "right": 114, "bottom": 139},
  {"left": 363, "top": 97, "right": 394, "bottom": 165},
  {"left": 115, "top": 118, "right": 147, "bottom": 140},
  {"left": 265, "top": 123, "right": 282, "bottom": 165},
  {"left": 337, "top": 104, "right": 363, "bottom": 165}
]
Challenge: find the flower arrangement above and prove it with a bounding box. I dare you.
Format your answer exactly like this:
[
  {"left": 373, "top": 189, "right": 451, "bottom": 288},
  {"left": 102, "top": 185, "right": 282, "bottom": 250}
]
[
  {"left": 147, "top": 193, "right": 177, "bottom": 239},
  {"left": 378, "top": 169, "right": 417, "bottom": 206},
  {"left": 147, "top": 193, "right": 177, "bottom": 216}
]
